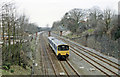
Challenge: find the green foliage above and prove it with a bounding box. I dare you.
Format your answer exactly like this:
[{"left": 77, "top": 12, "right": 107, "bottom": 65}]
[
  {"left": 10, "top": 69, "right": 14, "bottom": 73},
  {"left": 81, "top": 29, "right": 95, "bottom": 36},
  {"left": 2, "top": 65, "right": 31, "bottom": 75},
  {"left": 66, "top": 33, "right": 73, "bottom": 38},
  {"left": 2, "top": 66, "right": 9, "bottom": 70},
  {"left": 87, "top": 29, "right": 95, "bottom": 33},
  {"left": 2, "top": 43, "right": 22, "bottom": 65},
  {"left": 2, "top": 63, "right": 11, "bottom": 70},
  {"left": 66, "top": 33, "right": 80, "bottom": 38}
]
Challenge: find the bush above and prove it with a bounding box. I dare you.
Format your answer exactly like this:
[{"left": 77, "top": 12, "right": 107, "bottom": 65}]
[
  {"left": 2, "top": 65, "right": 9, "bottom": 70},
  {"left": 6, "top": 63, "right": 11, "bottom": 69},
  {"left": 10, "top": 69, "right": 14, "bottom": 73},
  {"left": 3, "top": 63, "right": 11, "bottom": 70},
  {"left": 87, "top": 29, "right": 95, "bottom": 33}
]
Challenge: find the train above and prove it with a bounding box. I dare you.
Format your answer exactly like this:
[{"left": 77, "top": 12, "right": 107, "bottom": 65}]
[{"left": 48, "top": 37, "right": 69, "bottom": 60}]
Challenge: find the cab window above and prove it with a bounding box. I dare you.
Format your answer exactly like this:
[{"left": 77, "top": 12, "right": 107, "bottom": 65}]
[{"left": 58, "top": 45, "right": 69, "bottom": 51}]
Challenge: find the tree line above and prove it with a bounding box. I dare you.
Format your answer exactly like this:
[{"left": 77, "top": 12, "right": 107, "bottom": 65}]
[
  {"left": 52, "top": 6, "right": 120, "bottom": 40},
  {"left": 0, "top": 2, "right": 39, "bottom": 68}
]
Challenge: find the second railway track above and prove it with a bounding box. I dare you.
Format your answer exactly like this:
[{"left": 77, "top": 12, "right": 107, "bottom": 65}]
[{"left": 53, "top": 34, "right": 120, "bottom": 77}]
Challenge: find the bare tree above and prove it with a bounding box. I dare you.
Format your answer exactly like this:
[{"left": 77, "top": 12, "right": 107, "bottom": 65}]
[
  {"left": 88, "top": 6, "right": 103, "bottom": 28},
  {"left": 0, "top": 2, "right": 17, "bottom": 62},
  {"left": 60, "top": 8, "right": 85, "bottom": 33},
  {"left": 103, "top": 9, "right": 114, "bottom": 32}
]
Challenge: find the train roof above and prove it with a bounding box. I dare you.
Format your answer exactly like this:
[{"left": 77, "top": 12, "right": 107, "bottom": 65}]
[{"left": 48, "top": 37, "right": 67, "bottom": 46}]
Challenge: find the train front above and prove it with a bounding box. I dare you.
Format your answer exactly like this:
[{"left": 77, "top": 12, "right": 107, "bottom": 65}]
[{"left": 57, "top": 45, "right": 69, "bottom": 59}]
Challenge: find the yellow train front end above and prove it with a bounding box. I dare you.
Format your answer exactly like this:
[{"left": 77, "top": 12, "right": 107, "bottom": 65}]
[{"left": 57, "top": 45, "right": 69, "bottom": 60}]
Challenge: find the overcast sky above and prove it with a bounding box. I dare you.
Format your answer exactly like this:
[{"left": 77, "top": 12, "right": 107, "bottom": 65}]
[{"left": 0, "top": 0, "right": 119, "bottom": 27}]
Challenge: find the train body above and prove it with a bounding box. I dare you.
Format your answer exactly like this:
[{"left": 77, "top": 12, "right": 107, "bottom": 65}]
[{"left": 48, "top": 37, "right": 69, "bottom": 59}]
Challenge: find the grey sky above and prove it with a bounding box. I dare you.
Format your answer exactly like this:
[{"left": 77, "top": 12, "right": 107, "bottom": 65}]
[{"left": 0, "top": 0, "right": 119, "bottom": 27}]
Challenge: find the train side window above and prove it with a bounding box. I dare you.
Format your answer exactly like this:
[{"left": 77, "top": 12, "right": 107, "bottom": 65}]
[{"left": 55, "top": 45, "right": 57, "bottom": 50}]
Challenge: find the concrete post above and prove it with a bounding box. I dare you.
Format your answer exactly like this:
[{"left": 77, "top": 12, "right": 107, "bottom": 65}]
[{"left": 48, "top": 31, "right": 51, "bottom": 36}]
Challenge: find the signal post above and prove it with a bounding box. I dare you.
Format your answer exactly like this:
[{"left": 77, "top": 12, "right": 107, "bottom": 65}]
[
  {"left": 48, "top": 31, "right": 51, "bottom": 36},
  {"left": 60, "top": 31, "right": 62, "bottom": 36}
]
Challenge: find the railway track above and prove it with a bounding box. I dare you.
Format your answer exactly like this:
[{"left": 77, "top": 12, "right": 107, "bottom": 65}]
[
  {"left": 39, "top": 37, "right": 45, "bottom": 74},
  {"left": 39, "top": 35, "right": 48, "bottom": 75},
  {"left": 40, "top": 33, "right": 57, "bottom": 75},
  {"left": 59, "top": 59, "right": 80, "bottom": 76},
  {"left": 70, "top": 42, "right": 120, "bottom": 69},
  {"left": 53, "top": 34, "right": 120, "bottom": 77},
  {"left": 66, "top": 59, "right": 80, "bottom": 76},
  {"left": 42, "top": 34, "right": 69, "bottom": 76},
  {"left": 42, "top": 34, "right": 80, "bottom": 76},
  {"left": 70, "top": 46, "right": 119, "bottom": 74}
]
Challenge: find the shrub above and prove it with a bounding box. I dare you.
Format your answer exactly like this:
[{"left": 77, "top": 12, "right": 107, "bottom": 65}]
[
  {"left": 2, "top": 63, "right": 11, "bottom": 70},
  {"left": 2, "top": 65, "right": 9, "bottom": 70},
  {"left": 87, "top": 29, "right": 95, "bottom": 33},
  {"left": 10, "top": 69, "right": 14, "bottom": 73}
]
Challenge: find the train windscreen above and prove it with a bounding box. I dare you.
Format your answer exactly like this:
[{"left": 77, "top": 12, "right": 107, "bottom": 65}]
[{"left": 58, "top": 45, "right": 69, "bottom": 51}]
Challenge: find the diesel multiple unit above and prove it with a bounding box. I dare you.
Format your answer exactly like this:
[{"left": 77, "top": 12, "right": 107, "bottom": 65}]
[{"left": 48, "top": 37, "right": 69, "bottom": 59}]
